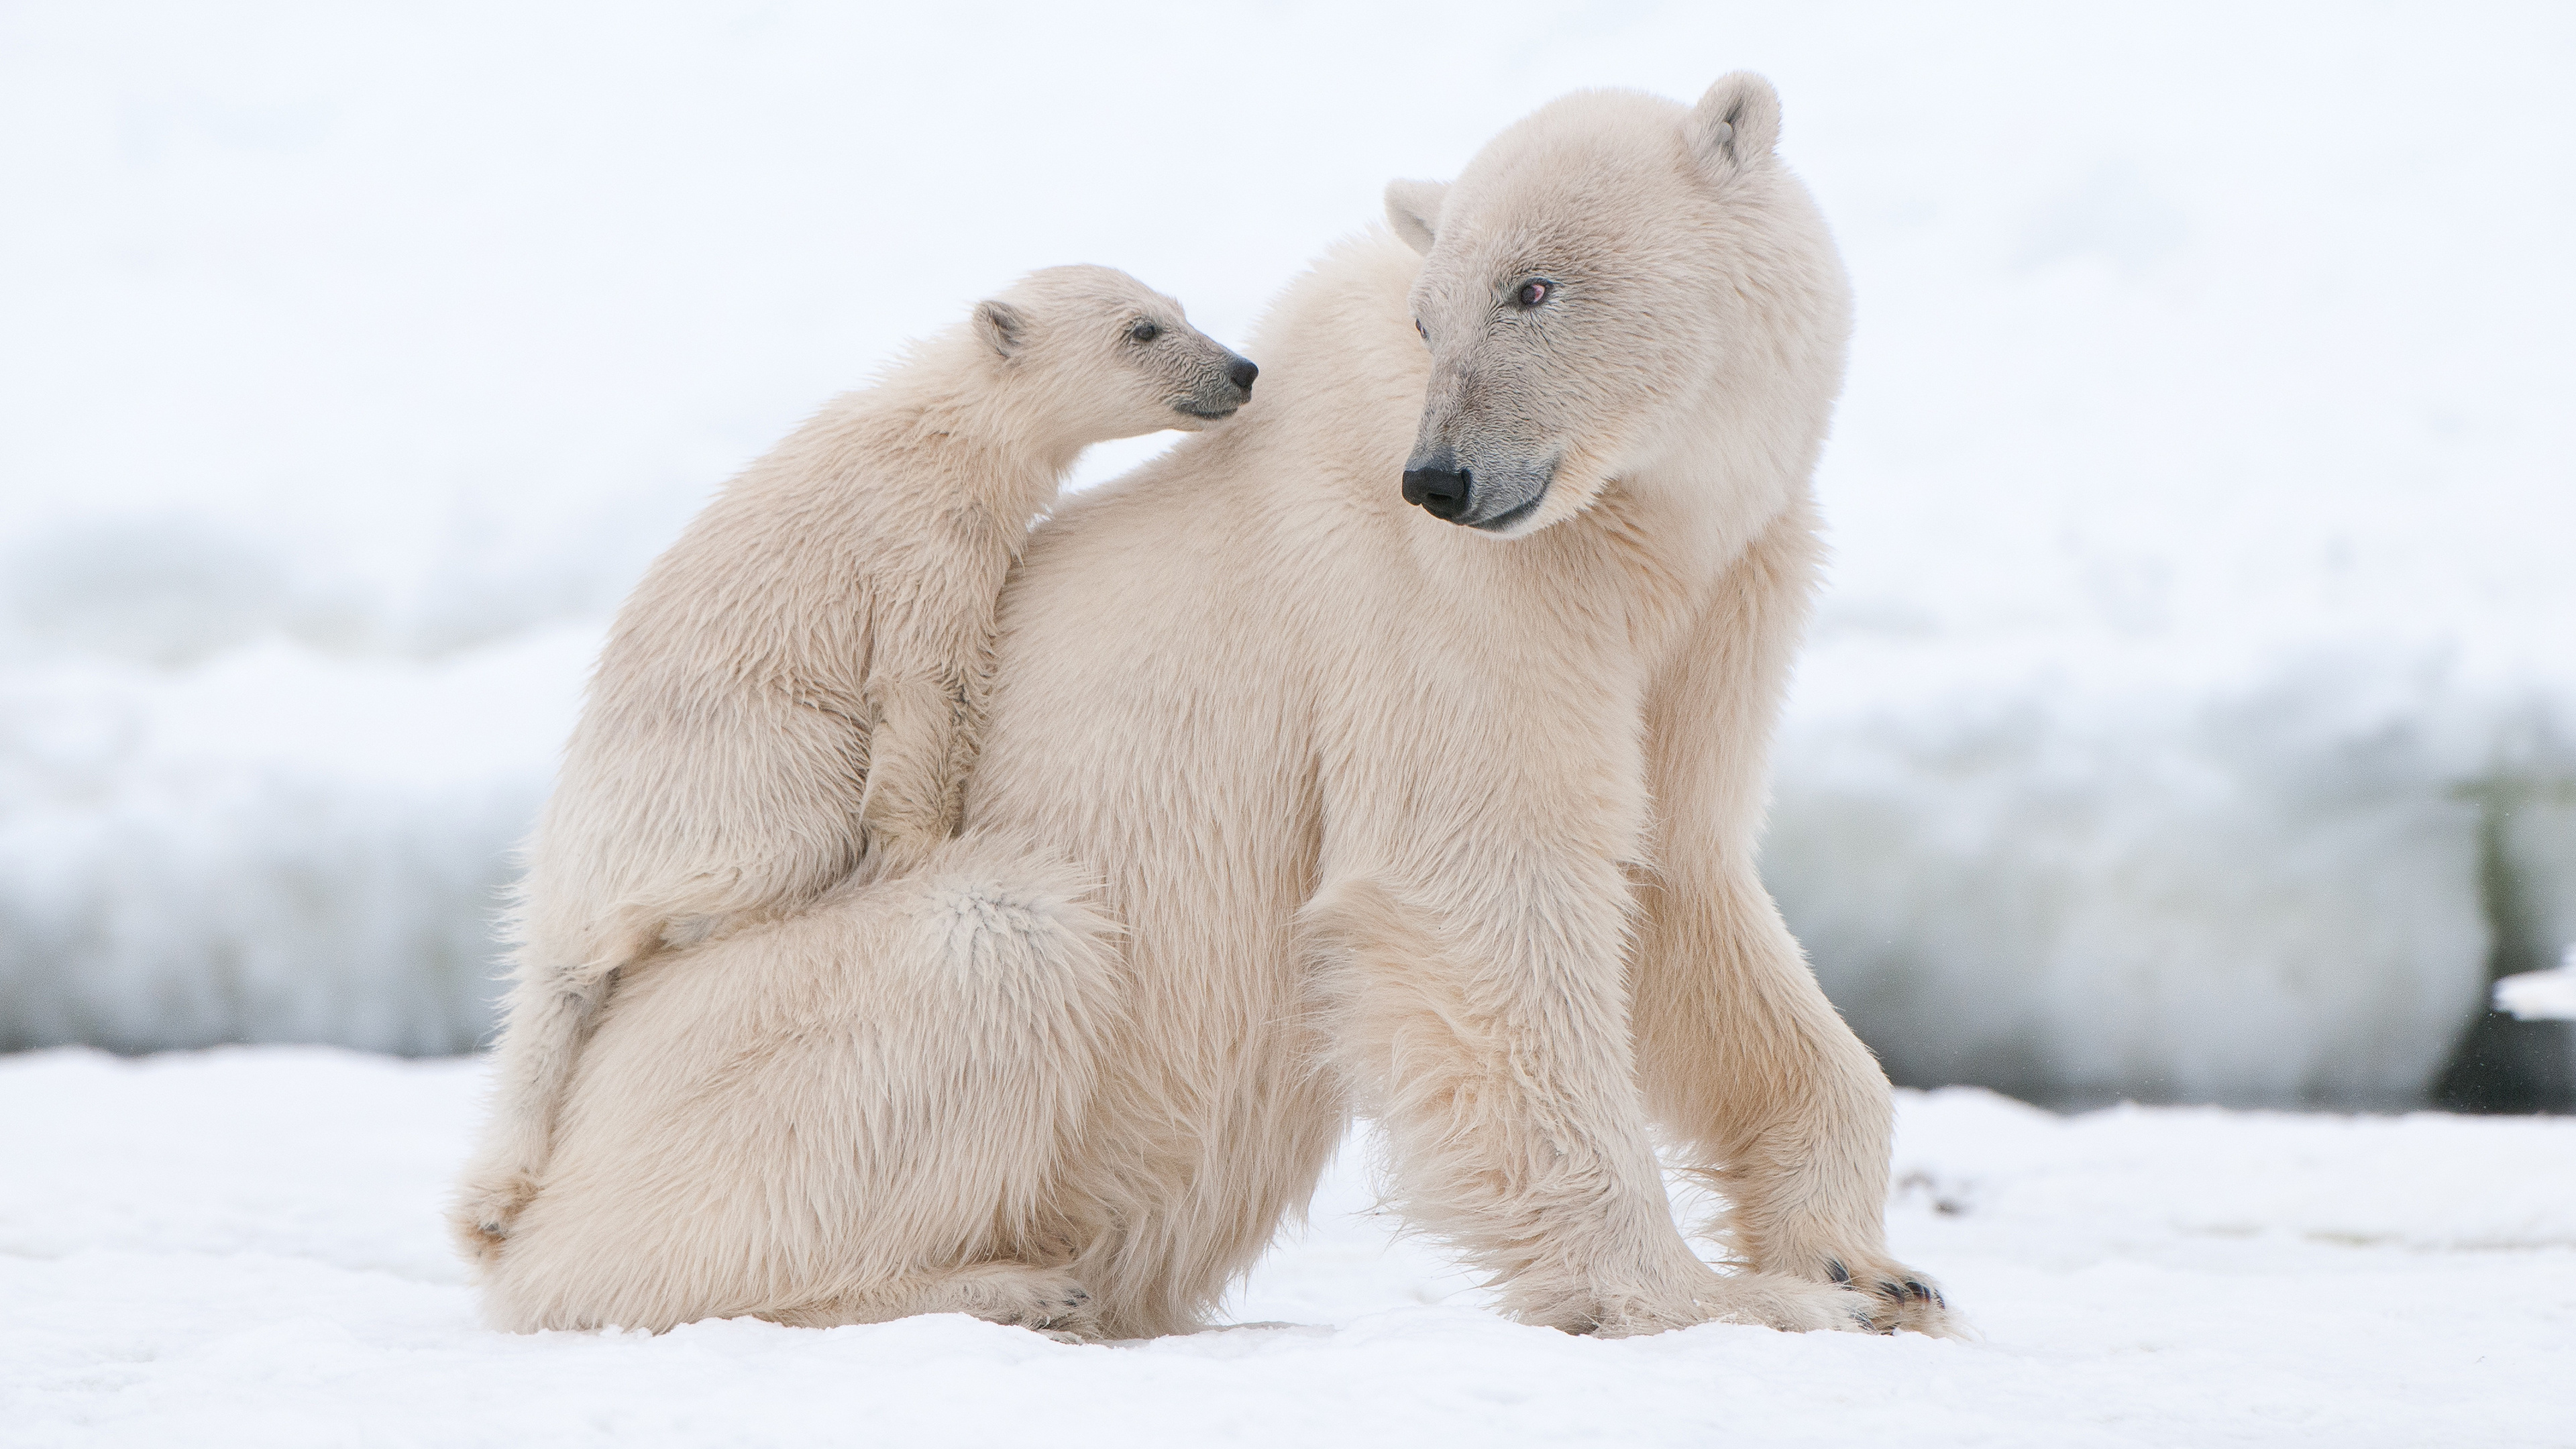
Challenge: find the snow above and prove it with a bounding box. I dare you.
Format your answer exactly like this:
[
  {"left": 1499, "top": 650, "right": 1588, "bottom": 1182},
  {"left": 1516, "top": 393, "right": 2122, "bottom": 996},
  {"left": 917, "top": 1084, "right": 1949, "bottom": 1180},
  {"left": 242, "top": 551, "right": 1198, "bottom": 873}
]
[
  {"left": 3, "top": 4, "right": 2573, "bottom": 1100},
  {"left": 2497, "top": 957, "right": 2576, "bottom": 1022},
  {"left": 3, "top": 1048, "right": 2570, "bottom": 1448}
]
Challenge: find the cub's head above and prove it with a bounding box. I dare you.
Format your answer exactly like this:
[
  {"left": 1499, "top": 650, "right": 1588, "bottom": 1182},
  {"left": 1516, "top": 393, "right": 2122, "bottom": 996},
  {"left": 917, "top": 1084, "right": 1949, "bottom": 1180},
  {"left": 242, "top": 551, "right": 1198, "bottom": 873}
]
[
  {"left": 972, "top": 265, "right": 1258, "bottom": 441},
  {"left": 1385, "top": 72, "right": 1849, "bottom": 537}
]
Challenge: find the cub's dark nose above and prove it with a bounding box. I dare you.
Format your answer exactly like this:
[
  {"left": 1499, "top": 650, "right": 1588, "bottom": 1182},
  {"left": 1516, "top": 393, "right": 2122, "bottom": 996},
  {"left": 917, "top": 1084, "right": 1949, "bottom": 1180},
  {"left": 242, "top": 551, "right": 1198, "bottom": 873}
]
[
  {"left": 1226, "top": 357, "right": 1258, "bottom": 393},
  {"left": 1402, "top": 462, "right": 1472, "bottom": 521}
]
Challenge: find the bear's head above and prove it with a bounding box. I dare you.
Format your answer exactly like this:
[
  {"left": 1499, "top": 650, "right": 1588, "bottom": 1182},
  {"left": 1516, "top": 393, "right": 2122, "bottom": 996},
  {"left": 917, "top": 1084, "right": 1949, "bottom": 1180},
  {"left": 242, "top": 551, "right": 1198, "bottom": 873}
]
[
  {"left": 1385, "top": 73, "right": 1850, "bottom": 539},
  {"left": 971, "top": 265, "right": 1259, "bottom": 443}
]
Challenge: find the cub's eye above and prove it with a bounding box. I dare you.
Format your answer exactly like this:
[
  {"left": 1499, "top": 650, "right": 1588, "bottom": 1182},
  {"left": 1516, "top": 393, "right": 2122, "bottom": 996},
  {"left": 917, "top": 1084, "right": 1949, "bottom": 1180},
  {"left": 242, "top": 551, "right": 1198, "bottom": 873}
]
[
  {"left": 1413, "top": 318, "right": 1428, "bottom": 343},
  {"left": 1514, "top": 279, "right": 1552, "bottom": 309},
  {"left": 1128, "top": 320, "right": 1161, "bottom": 343}
]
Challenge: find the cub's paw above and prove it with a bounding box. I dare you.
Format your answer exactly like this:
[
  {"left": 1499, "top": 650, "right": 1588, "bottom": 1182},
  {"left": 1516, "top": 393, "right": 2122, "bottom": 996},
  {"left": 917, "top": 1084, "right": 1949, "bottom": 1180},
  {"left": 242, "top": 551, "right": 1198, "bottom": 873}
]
[
  {"left": 949, "top": 1265, "right": 1106, "bottom": 1344},
  {"left": 1819, "top": 1256, "right": 1962, "bottom": 1338},
  {"left": 447, "top": 1169, "right": 541, "bottom": 1267},
  {"left": 1005, "top": 1279, "right": 1101, "bottom": 1342}
]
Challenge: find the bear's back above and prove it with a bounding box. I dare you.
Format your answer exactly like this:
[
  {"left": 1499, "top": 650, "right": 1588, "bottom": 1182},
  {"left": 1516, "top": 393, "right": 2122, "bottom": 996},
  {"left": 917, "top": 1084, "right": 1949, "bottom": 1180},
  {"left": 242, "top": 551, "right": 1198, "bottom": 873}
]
[{"left": 961, "top": 233, "right": 1436, "bottom": 930}]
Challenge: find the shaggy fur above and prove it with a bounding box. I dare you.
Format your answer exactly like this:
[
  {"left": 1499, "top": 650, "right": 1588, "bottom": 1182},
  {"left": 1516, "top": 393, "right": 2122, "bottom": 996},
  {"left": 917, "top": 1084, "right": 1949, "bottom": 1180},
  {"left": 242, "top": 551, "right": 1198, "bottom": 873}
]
[
  {"left": 476, "top": 75, "right": 1955, "bottom": 1341},
  {"left": 451, "top": 268, "right": 1252, "bottom": 1260}
]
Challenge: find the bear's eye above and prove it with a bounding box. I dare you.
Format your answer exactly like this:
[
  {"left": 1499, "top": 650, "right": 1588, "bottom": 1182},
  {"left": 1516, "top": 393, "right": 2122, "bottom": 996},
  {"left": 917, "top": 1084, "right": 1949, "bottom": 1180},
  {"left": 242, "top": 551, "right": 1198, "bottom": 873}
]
[
  {"left": 1514, "top": 279, "right": 1552, "bottom": 309},
  {"left": 1414, "top": 318, "right": 1428, "bottom": 343},
  {"left": 1128, "top": 319, "right": 1161, "bottom": 343}
]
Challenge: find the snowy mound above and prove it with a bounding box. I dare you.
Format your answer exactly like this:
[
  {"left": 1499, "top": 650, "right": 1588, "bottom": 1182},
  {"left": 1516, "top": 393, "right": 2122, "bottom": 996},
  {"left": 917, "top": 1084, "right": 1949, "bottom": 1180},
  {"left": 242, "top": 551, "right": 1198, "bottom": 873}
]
[
  {"left": 1775, "top": 638, "right": 2576, "bottom": 1107},
  {"left": 2496, "top": 958, "right": 2576, "bottom": 1022},
  {"left": 2, "top": 7, "right": 2571, "bottom": 1101}
]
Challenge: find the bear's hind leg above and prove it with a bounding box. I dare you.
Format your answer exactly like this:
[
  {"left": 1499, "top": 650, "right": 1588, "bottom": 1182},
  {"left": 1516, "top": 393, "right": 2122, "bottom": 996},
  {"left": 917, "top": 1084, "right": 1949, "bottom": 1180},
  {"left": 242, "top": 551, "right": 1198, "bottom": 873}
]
[{"left": 476, "top": 833, "right": 1128, "bottom": 1336}]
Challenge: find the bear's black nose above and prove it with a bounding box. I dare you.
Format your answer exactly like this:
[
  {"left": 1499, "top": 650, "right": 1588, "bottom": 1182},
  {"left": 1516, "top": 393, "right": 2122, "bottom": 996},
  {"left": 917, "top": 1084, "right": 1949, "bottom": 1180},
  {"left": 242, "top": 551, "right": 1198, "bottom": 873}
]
[
  {"left": 1227, "top": 357, "right": 1258, "bottom": 393},
  {"left": 1401, "top": 464, "right": 1472, "bottom": 521}
]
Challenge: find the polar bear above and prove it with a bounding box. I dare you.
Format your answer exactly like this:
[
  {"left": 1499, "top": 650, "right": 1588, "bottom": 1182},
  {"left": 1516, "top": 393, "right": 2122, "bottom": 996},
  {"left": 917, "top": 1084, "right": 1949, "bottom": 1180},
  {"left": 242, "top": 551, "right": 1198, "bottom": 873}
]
[
  {"left": 474, "top": 74, "right": 1953, "bottom": 1342},
  {"left": 449, "top": 267, "right": 1256, "bottom": 1261}
]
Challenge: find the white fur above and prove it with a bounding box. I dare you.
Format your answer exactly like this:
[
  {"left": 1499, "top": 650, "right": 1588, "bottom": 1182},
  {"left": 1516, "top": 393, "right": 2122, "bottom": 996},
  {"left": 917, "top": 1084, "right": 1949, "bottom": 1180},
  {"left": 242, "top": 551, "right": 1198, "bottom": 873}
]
[
  {"left": 450, "top": 266, "right": 1247, "bottom": 1262},
  {"left": 482, "top": 832, "right": 1124, "bottom": 1336},
  {"left": 476, "top": 76, "right": 1955, "bottom": 1341}
]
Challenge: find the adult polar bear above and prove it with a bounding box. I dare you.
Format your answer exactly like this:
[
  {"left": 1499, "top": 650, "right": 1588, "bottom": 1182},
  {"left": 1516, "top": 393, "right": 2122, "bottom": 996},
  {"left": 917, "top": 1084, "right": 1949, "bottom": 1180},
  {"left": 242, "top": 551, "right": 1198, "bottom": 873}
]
[{"left": 481, "top": 74, "right": 1951, "bottom": 1340}]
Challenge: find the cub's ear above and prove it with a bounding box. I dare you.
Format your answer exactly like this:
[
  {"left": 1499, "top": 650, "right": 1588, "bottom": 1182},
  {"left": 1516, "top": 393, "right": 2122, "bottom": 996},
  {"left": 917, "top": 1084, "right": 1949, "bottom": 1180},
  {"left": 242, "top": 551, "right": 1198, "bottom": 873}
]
[
  {"left": 1688, "top": 71, "right": 1781, "bottom": 180},
  {"left": 1384, "top": 178, "right": 1450, "bottom": 255},
  {"left": 973, "top": 299, "right": 1027, "bottom": 358}
]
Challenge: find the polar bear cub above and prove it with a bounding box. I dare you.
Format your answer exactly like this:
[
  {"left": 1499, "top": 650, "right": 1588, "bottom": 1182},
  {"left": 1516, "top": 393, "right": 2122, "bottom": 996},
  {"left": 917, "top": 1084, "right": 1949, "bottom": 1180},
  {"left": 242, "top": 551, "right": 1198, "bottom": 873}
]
[{"left": 451, "top": 266, "right": 1256, "bottom": 1259}]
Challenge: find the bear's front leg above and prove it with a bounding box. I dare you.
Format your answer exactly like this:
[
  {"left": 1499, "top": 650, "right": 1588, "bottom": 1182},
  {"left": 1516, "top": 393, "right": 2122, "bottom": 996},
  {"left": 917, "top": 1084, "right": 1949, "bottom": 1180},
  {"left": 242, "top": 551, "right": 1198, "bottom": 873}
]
[
  {"left": 1303, "top": 872, "right": 1874, "bottom": 1337},
  {"left": 1629, "top": 859, "right": 1958, "bottom": 1338},
  {"left": 859, "top": 672, "right": 975, "bottom": 875},
  {"left": 1625, "top": 500, "right": 1958, "bottom": 1338}
]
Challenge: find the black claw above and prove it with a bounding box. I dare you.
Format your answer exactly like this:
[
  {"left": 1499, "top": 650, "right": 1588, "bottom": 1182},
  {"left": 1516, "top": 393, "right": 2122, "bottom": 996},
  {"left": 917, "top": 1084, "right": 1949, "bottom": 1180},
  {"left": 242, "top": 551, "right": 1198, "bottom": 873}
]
[
  {"left": 1876, "top": 1280, "right": 1906, "bottom": 1301},
  {"left": 1824, "top": 1258, "right": 1849, "bottom": 1285},
  {"left": 1903, "top": 1279, "right": 1930, "bottom": 1302}
]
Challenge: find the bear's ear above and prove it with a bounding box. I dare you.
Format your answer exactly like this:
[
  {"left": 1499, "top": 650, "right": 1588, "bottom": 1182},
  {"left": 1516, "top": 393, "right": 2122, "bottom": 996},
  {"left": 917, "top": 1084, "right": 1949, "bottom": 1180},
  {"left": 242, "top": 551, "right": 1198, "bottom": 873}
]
[
  {"left": 1384, "top": 178, "right": 1450, "bottom": 255},
  {"left": 973, "top": 299, "right": 1027, "bottom": 358},
  {"left": 1688, "top": 71, "right": 1781, "bottom": 180}
]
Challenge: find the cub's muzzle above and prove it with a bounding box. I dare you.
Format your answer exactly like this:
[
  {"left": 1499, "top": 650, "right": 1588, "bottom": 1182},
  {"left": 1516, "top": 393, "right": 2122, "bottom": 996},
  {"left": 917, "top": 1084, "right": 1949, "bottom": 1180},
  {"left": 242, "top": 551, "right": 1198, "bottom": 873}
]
[{"left": 1175, "top": 353, "right": 1259, "bottom": 421}]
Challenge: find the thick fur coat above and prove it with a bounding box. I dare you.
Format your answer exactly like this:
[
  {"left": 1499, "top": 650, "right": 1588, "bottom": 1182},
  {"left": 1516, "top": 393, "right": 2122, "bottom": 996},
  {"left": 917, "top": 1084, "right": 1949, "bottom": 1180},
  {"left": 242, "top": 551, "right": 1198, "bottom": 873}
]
[
  {"left": 473, "top": 76, "right": 1954, "bottom": 1342},
  {"left": 451, "top": 268, "right": 1252, "bottom": 1259}
]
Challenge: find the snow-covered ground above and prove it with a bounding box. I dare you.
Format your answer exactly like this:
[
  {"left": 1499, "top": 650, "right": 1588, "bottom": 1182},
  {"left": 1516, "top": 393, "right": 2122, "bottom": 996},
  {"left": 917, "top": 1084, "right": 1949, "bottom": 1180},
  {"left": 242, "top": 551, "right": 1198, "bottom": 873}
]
[
  {"left": 5, "top": 1047, "right": 2570, "bottom": 1447},
  {"left": 3, "top": 3, "right": 2573, "bottom": 1102}
]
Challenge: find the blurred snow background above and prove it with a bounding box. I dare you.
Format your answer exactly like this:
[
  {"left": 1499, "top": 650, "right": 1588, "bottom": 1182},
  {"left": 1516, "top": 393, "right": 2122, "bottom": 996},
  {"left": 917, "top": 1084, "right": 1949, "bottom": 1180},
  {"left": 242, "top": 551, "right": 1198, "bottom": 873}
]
[{"left": 2, "top": 1, "right": 2571, "bottom": 1107}]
